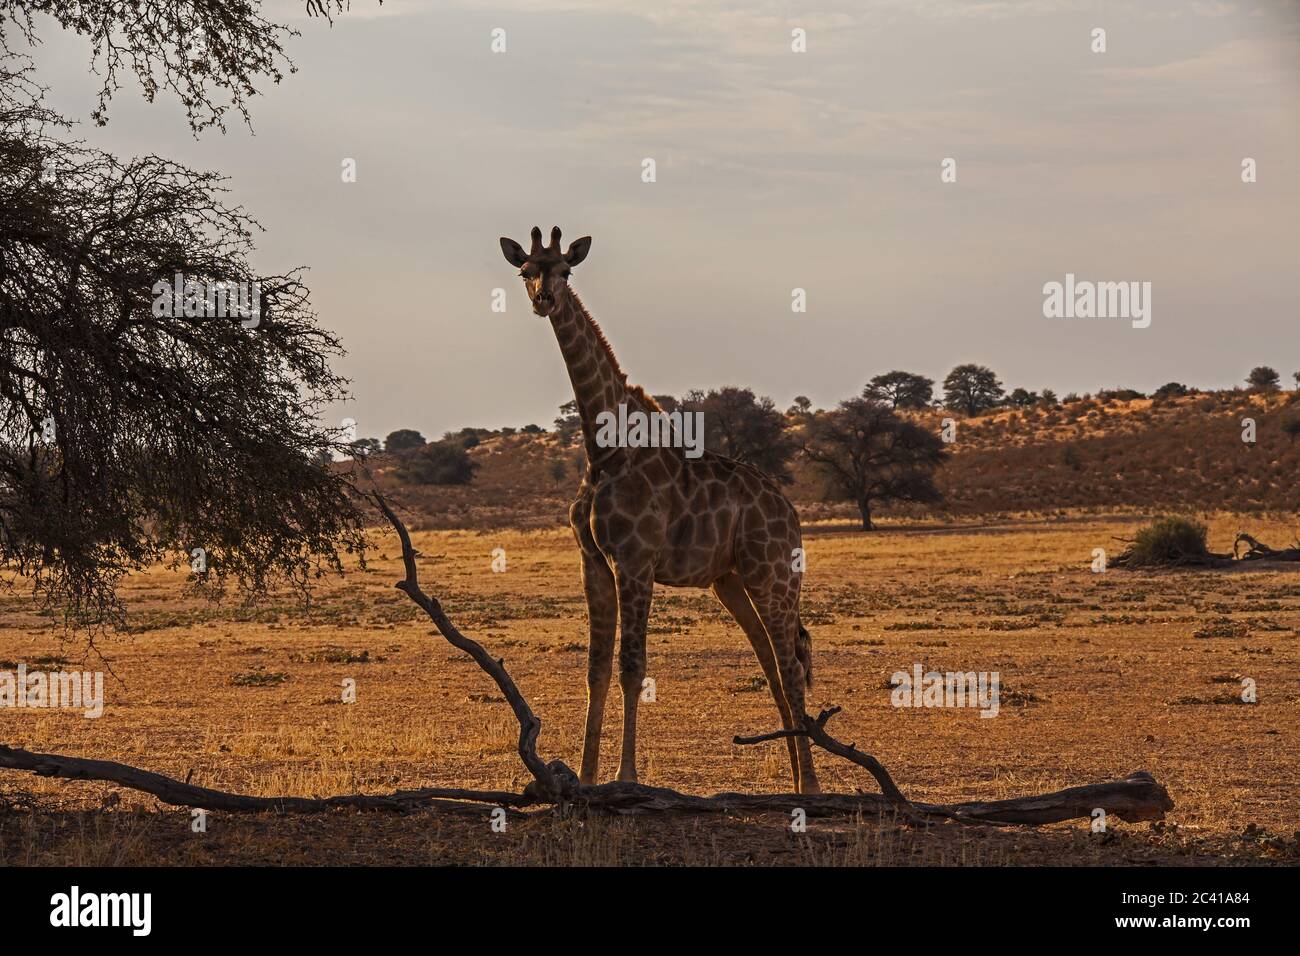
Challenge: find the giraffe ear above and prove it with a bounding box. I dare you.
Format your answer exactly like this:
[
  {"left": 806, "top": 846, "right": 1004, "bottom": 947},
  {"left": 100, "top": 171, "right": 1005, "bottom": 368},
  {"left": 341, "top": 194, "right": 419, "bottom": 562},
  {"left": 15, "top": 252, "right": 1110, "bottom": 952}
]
[
  {"left": 564, "top": 236, "right": 592, "bottom": 267},
  {"left": 500, "top": 237, "right": 528, "bottom": 267}
]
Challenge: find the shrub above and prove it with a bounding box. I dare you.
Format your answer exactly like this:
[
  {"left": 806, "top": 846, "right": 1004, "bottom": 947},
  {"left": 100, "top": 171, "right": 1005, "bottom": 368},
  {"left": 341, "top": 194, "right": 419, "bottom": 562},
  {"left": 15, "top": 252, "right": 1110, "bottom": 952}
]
[
  {"left": 384, "top": 429, "right": 426, "bottom": 453},
  {"left": 1124, "top": 516, "right": 1211, "bottom": 567},
  {"left": 1097, "top": 387, "right": 1145, "bottom": 402},
  {"left": 1153, "top": 382, "right": 1189, "bottom": 401},
  {"left": 395, "top": 441, "right": 478, "bottom": 485}
]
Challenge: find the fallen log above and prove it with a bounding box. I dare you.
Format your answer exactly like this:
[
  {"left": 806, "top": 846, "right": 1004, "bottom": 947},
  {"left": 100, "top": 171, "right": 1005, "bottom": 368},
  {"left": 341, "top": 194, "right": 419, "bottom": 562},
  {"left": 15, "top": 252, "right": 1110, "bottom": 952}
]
[
  {"left": 0, "top": 742, "right": 1171, "bottom": 826},
  {"left": 0, "top": 743, "right": 529, "bottom": 815},
  {"left": 1234, "top": 531, "right": 1300, "bottom": 562}
]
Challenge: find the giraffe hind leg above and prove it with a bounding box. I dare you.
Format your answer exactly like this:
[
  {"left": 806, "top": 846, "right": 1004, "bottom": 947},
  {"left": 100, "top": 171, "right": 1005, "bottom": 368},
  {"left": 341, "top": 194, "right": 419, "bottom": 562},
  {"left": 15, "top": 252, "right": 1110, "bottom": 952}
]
[
  {"left": 741, "top": 574, "right": 820, "bottom": 795},
  {"left": 711, "top": 572, "right": 800, "bottom": 791}
]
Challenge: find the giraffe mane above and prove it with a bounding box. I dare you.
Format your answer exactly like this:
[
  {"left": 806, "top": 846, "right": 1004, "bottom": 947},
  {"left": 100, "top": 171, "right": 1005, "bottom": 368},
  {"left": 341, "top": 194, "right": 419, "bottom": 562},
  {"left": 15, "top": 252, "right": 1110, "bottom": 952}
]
[{"left": 568, "top": 291, "right": 662, "bottom": 412}]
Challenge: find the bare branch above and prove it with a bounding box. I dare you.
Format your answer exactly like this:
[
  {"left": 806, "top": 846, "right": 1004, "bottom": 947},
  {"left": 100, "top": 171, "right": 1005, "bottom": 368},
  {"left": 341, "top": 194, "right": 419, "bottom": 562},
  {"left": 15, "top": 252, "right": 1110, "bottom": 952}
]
[{"left": 372, "top": 492, "right": 565, "bottom": 800}]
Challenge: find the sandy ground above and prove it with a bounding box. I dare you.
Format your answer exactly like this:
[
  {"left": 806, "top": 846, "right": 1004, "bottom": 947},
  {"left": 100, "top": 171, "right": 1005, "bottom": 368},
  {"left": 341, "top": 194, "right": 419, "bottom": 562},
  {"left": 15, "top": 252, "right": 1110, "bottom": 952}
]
[{"left": 1, "top": 513, "right": 1297, "bottom": 865}]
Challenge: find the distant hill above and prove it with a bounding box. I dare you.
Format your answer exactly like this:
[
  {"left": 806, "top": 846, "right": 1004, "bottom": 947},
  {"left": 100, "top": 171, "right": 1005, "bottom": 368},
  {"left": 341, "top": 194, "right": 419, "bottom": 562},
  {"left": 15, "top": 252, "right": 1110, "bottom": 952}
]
[{"left": 361, "top": 390, "right": 1300, "bottom": 529}]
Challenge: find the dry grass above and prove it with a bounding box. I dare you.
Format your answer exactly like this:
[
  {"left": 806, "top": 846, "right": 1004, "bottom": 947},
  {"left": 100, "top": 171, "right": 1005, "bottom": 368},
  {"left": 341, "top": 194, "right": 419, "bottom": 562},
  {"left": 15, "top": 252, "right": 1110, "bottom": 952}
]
[{"left": 2, "top": 513, "right": 1298, "bottom": 865}]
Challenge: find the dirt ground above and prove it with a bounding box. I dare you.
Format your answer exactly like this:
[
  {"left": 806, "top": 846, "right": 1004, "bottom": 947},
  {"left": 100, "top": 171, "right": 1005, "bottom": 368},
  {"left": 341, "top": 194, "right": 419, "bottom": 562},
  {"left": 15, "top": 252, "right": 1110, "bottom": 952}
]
[{"left": 1, "top": 513, "right": 1297, "bottom": 865}]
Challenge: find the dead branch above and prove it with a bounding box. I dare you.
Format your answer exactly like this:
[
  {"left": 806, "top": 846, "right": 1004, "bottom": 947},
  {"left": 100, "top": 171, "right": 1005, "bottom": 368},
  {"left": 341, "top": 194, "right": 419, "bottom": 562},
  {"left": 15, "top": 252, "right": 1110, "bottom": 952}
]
[
  {"left": 372, "top": 493, "right": 565, "bottom": 801},
  {"left": 0, "top": 494, "right": 1175, "bottom": 830},
  {"left": 1234, "top": 531, "right": 1300, "bottom": 562},
  {"left": 0, "top": 742, "right": 528, "bottom": 815},
  {"left": 0, "top": 740, "right": 1171, "bottom": 826},
  {"left": 735, "top": 706, "right": 910, "bottom": 807},
  {"left": 569, "top": 771, "right": 1172, "bottom": 825},
  {"left": 1112, "top": 528, "right": 1300, "bottom": 569}
]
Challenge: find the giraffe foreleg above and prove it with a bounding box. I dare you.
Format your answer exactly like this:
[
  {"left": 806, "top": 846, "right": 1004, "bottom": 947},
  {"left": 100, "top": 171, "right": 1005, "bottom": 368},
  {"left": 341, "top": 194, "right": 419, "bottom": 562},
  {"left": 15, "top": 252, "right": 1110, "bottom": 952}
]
[{"left": 578, "top": 548, "right": 618, "bottom": 786}]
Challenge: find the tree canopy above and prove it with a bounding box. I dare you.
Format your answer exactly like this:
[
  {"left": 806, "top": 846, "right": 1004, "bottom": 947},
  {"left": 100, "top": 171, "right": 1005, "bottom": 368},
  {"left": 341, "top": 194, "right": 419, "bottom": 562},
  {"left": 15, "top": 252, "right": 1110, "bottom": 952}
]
[
  {"left": 2, "top": 0, "right": 362, "bottom": 132},
  {"left": 680, "top": 386, "right": 798, "bottom": 484},
  {"left": 943, "top": 364, "right": 1004, "bottom": 417},
  {"left": 864, "top": 371, "right": 934, "bottom": 410},
  {"left": 801, "top": 397, "right": 947, "bottom": 530},
  {"left": 0, "top": 53, "right": 365, "bottom": 626}
]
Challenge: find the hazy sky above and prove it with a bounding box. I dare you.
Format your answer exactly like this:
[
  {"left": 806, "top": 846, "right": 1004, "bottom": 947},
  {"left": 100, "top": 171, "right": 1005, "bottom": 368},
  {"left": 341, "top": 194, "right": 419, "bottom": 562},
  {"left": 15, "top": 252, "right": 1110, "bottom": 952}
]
[{"left": 25, "top": 0, "right": 1300, "bottom": 441}]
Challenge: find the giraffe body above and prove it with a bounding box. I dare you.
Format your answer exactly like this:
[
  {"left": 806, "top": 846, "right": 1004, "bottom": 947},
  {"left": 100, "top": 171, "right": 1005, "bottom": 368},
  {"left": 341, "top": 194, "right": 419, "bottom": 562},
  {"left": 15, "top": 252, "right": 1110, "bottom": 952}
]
[{"left": 500, "top": 227, "right": 820, "bottom": 793}]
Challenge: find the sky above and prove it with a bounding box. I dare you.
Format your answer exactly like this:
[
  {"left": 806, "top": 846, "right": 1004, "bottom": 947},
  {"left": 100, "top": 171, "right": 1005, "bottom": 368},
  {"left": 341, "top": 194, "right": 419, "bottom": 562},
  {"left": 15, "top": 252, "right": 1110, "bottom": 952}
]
[{"left": 21, "top": 0, "right": 1300, "bottom": 442}]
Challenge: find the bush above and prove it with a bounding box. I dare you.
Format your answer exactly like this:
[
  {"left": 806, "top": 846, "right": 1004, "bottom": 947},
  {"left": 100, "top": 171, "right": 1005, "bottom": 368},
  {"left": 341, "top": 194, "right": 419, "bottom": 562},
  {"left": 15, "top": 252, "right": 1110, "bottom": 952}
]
[
  {"left": 1097, "top": 387, "right": 1145, "bottom": 402},
  {"left": 1153, "top": 382, "right": 1190, "bottom": 401},
  {"left": 395, "top": 441, "right": 478, "bottom": 485},
  {"left": 385, "top": 429, "right": 426, "bottom": 453},
  {"left": 1124, "top": 516, "right": 1210, "bottom": 567}
]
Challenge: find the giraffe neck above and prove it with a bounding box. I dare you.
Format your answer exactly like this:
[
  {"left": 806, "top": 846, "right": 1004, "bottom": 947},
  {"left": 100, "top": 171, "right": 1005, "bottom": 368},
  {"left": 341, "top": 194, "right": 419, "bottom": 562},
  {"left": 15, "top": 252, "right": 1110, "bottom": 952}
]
[{"left": 550, "top": 287, "right": 657, "bottom": 463}]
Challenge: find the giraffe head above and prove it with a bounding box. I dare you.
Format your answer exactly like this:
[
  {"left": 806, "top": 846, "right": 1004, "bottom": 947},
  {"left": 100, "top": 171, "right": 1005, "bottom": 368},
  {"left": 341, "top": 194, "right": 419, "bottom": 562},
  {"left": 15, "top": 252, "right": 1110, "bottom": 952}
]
[{"left": 499, "top": 226, "right": 591, "bottom": 317}]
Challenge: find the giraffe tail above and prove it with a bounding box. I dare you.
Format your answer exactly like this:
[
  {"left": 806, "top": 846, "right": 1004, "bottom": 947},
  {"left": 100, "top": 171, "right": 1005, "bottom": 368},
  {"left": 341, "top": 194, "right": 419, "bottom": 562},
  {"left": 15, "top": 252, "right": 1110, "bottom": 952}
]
[{"left": 796, "top": 621, "right": 813, "bottom": 688}]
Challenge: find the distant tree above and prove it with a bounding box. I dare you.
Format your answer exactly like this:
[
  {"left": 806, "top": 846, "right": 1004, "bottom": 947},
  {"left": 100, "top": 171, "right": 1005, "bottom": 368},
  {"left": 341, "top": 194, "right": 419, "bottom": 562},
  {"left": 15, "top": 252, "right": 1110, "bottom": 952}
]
[
  {"left": 864, "top": 371, "right": 934, "bottom": 410},
  {"left": 1153, "top": 382, "right": 1190, "bottom": 401},
  {"left": 384, "top": 429, "right": 426, "bottom": 453},
  {"left": 1008, "top": 388, "right": 1038, "bottom": 408},
  {"left": 1282, "top": 417, "right": 1300, "bottom": 443},
  {"left": 548, "top": 458, "right": 568, "bottom": 487},
  {"left": 457, "top": 429, "right": 481, "bottom": 449},
  {"left": 554, "top": 400, "right": 582, "bottom": 445},
  {"left": 1293, "top": 371, "right": 1300, "bottom": 390},
  {"left": 1039, "top": 389, "right": 1059, "bottom": 407},
  {"left": 801, "top": 398, "right": 948, "bottom": 531},
  {"left": 679, "top": 387, "right": 798, "bottom": 483},
  {"left": 1097, "top": 388, "right": 1145, "bottom": 402},
  {"left": 943, "top": 364, "right": 1004, "bottom": 416},
  {"left": 1247, "top": 366, "right": 1281, "bottom": 391},
  {"left": 787, "top": 395, "right": 813, "bottom": 417},
  {"left": 652, "top": 394, "right": 679, "bottom": 413},
  {"left": 395, "top": 440, "right": 477, "bottom": 485},
  {"left": 521, "top": 423, "right": 543, "bottom": 434},
  {"left": 350, "top": 438, "right": 382, "bottom": 458}
]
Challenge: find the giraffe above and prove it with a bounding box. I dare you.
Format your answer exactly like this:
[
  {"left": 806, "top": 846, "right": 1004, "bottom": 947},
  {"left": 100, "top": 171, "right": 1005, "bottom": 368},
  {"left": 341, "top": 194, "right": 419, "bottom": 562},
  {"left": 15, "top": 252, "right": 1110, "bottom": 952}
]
[{"left": 499, "top": 226, "right": 820, "bottom": 794}]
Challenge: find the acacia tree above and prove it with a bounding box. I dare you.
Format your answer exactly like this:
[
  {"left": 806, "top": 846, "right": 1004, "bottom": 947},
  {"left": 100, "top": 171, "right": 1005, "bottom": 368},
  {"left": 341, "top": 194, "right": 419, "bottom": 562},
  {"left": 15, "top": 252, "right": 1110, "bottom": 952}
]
[
  {"left": 1, "top": 44, "right": 367, "bottom": 625},
  {"left": 680, "top": 386, "right": 797, "bottom": 483},
  {"left": 1246, "top": 366, "right": 1280, "bottom": 391},
  {"left": 943, "top": 364, "right": 1004, "bottom": 416},
  {"left": 801, "top": 398, "right": 947, "bottom": 530},
  {"left": 864, "top": 371, "right": 933, "bottom": 410},
  {"left": 384, "top": 429, "right": 426, "bottom": 453},
  {"left": 2, "top": 0, "right": 360, "bottom": 132}
]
